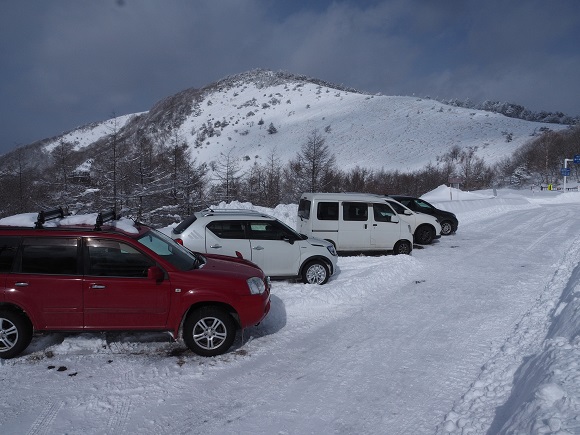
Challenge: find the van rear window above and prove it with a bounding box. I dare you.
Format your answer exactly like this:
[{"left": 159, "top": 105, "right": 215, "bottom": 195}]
[
  {"left": 298, "top": 199, "right": 311, "bottom": 220},
  {"left": 317, "top": 202, "right": 339, "bottom": 221}
]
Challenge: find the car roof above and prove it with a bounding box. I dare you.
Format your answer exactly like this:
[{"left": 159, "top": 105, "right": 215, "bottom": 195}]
[
  {"left": 195, "top": 209, "right": 275, "bottom": 220},
  {"left": 172, "top": 209, "right": 278, "bottom": 235},
  {"left": 388, "top": 194, "right": 414, "bottom": 199},
  {"left": 0, "top": 208, "right": 147, "bottom": 238},
  {"left": 300, "top": 192, "right": 386, "bottom": 201},
  {"left": 0, "top": 225, "right": 148, "bottom": 238}
]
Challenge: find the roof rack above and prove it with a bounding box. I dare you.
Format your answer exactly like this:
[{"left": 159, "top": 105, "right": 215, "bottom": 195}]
[
  {"left": 200, "top": 208, "right": 271, "bottom": 218},
  {"left": 35, "top": 207, "right": 67, "bottom": 229},
  {"left": 94, "top": 208, "right": 119, "bottom": 231}
]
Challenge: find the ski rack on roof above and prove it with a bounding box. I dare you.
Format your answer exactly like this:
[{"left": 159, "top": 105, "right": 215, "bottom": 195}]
[
  {"left": 33, "top": 207, "right": 119, "bottom": 230},
  {"left": 35, "top": 207, "right": 67, "bottom": 229},
  {"left": 199, "top": 208, "right": 271, "bottom": 217},
  {"left": 94, "top": 208, "right": 120, "bottom": 231}
]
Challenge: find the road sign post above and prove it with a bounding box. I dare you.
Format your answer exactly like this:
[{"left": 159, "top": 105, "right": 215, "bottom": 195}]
[{"left": 563, "top": 158, "right": 574, "bottom": 191}]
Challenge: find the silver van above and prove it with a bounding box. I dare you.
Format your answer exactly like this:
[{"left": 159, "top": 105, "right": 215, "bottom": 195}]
[{"left": 297, "top": 193, "right": 414, "bottom": 255}]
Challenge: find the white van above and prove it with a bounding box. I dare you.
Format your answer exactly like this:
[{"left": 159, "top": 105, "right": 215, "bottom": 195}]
[{"left": 297, "top": 192, "right": 414, "bottom": 255}]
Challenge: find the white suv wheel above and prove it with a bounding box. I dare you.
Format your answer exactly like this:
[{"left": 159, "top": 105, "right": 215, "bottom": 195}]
[{"left": 302, "top": 261, "right": 329, "bottom": 285}]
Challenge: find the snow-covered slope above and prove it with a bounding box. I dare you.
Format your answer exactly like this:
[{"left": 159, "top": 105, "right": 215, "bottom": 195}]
[
  {"left": 38, "top": 70, "right": 567, "bottom": 173},
  {"left": 3, "top": 188, "right": 579, "bottom": 435}
]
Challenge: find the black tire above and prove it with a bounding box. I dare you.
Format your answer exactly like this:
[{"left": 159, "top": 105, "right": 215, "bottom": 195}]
[
  {"left": 414, "top": 225, "right": 435, "bottom": 245},
  {"left": 440, "top": 221, "right": 453, "bottom": 236},
  {"left": 302, "top": 260, "right": 330, "bottom": 285},
  {"left": 183, "top": 307, "right": 236, "bottom": 357},
  {"left": 0, "top": 310, "right": 33, "bottom": 359},
  {"left": 393, "top": 240, "right": 412, "bottom": 255}
]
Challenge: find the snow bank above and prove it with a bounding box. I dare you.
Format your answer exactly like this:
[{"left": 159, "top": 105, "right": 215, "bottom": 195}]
[
  {"left": 487, "top": 262, "right": 580, "bottom": 434},
  {"left": 423, "top": 187, "right": 580, "bottom": 434}
]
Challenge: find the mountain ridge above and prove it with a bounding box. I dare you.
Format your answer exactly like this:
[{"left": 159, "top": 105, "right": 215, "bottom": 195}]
[{"left": 1, "top": 69, "right": 571, "bottom": 175}]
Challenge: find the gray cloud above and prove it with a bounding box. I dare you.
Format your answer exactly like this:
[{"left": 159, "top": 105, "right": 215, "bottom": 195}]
[{"left": 1, "top": 0, "right": 579, "bottom": 154}]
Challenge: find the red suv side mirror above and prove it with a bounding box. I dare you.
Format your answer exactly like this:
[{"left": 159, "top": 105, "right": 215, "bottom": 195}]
[{"left": 148, "top": 266, "right": 164, "bottom": 282}]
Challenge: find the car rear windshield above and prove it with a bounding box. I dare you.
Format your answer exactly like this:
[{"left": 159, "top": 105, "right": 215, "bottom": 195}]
[{"left": 172, "top": 214, "right": 197, "bottom": 234}]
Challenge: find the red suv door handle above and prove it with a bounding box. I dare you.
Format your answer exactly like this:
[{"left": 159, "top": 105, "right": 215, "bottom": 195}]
[
  {"left": 90, "top": 284, "right": 106, "bottom": 289},
  {"left": 14, "top": 282, "right": 29, "bottom": 287}
]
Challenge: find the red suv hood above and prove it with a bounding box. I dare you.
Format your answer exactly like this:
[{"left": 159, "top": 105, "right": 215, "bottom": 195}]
[{"left": 201, "top": 253, "right": 265, "bottom": 277}]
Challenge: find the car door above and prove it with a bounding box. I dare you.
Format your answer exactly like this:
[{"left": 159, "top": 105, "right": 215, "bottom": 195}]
[
  {"left": 386, "top": 199, "right": 418, "bottom": 232},
  {"left": 370, "top": 202, "right": 403, "bottom": 249},
  {"left": 82, "top": 237, "right": 171, "bottom": 329},
  {"left": 0, "top": 236, "right": 20, "bottom": 300},
  {"left": 338, "top": 202, "right": 371, "bottom": 250},
  {"left": 7, "top": 237, "right": 83, "bottom": 329},
  {"left": 247, "top": 220, "right": 301, "bottom": 276},
  {"left": 204, "top": 220, "right": 252, "bottom": 260}
]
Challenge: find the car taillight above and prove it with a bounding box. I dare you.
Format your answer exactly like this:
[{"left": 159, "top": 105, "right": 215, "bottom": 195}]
[{"left": 176, "top": 239, "right": 183, "bottom": 245}]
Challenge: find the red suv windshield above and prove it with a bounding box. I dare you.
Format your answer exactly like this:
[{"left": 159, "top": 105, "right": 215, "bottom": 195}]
[{"left": 137, "top": 229, "right": 203, "bottom": 271}]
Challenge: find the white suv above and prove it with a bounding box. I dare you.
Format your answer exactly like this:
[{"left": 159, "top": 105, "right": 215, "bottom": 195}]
[{"left": 171, "top": 209, "right": 338, "bottom": 285}]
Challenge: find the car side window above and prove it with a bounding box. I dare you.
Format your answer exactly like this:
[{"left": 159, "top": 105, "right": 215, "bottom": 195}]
[
  {"left": 206, "top": 221, "right": 246, "bottom": 239},
  {"left": 415, "top": 199, "right": 433, "bottom": 211},
  {"left": 298, "top": 199, "right": 311, "bottom": 220},
  {"left": 249, "top": 221, "right": 293, "bottom": 241},
  {"left": 20, "top": 237, "right": 79, "bottom": 275},
  {"left": 317, "top": 202, "right": 339, "bottom": 221},
  {"left": 373, "top": 203, "right": 396, "bottom": 222},
  {"left": 86, "top": 238, "right": 154, "bottom": 278},
  {"left": 0, "top": 237, "right": 20, "bottom": 273},
  {"left": 343, "top": 202, "right": 368, "bottom": 221},
  {"left": 386, "top": 201, "right": 407, "bottom": 214}
]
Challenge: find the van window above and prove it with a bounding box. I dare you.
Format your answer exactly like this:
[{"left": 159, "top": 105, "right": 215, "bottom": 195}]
[
  {"left": 317, "top": 202, "right": 339, "bottom": 221},
  {"left": 373, "top": 203, "right": 396, "bottom": 222},
  {"left": 298, "top": 199, "right": 311, "bottom": 220},
  {"left": 343, "top": 202, "right": 368, "bottom": 221}
]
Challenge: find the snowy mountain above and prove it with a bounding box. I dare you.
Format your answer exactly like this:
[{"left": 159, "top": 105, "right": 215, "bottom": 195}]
[{"left": 25, "top": 69, "right": 568, "bottom": 173}]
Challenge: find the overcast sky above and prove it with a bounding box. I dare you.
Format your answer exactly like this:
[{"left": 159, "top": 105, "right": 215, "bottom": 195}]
[{"left": 1, "top": 0, "right": 579, "bottom": 155}]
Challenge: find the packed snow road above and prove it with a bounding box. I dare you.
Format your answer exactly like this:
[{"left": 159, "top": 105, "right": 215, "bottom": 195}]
[{"left": 1, "top": 195, "right": 579, "bottom": 434}]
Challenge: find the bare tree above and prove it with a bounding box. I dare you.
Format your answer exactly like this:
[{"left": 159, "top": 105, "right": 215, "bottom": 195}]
[
  {"left": 210, "top": 148, "right": 242, "bottom": 203},
  {"left": 286, "top": 129, "right": 337, "bottom": 196}
]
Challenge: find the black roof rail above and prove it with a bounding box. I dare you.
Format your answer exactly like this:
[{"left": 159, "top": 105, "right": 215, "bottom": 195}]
[
  {"left": 35, "top": 207, "right": 66, "bottom": 229},
  {"left": 200, "top": 208, "right": 269, "bottom": 217},
  {"left": 94, "top": 208, "right": 119, "bottom": 231}
]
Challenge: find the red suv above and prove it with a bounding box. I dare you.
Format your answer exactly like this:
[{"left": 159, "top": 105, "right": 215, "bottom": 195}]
[{"left": 0, "top": 209, "right": 270, "bottom": 359}]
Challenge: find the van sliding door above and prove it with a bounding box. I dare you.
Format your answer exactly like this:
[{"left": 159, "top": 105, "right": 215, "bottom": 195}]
[{"left": 338, "top": 202, "right": 371, "bottom": 250}]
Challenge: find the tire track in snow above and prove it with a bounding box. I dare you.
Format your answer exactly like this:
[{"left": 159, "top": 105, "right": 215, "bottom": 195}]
[
  {"left": 26, "top": 401, "right": 63, "bottom": 435},
  {"left": 106, "top": 396, "right": 132, "bottom": 434}
]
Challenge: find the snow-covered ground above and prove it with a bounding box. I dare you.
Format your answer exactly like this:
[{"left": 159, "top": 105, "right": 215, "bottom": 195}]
[{"left": 2, "top": 186, "right": 580, "bottom": 434}]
